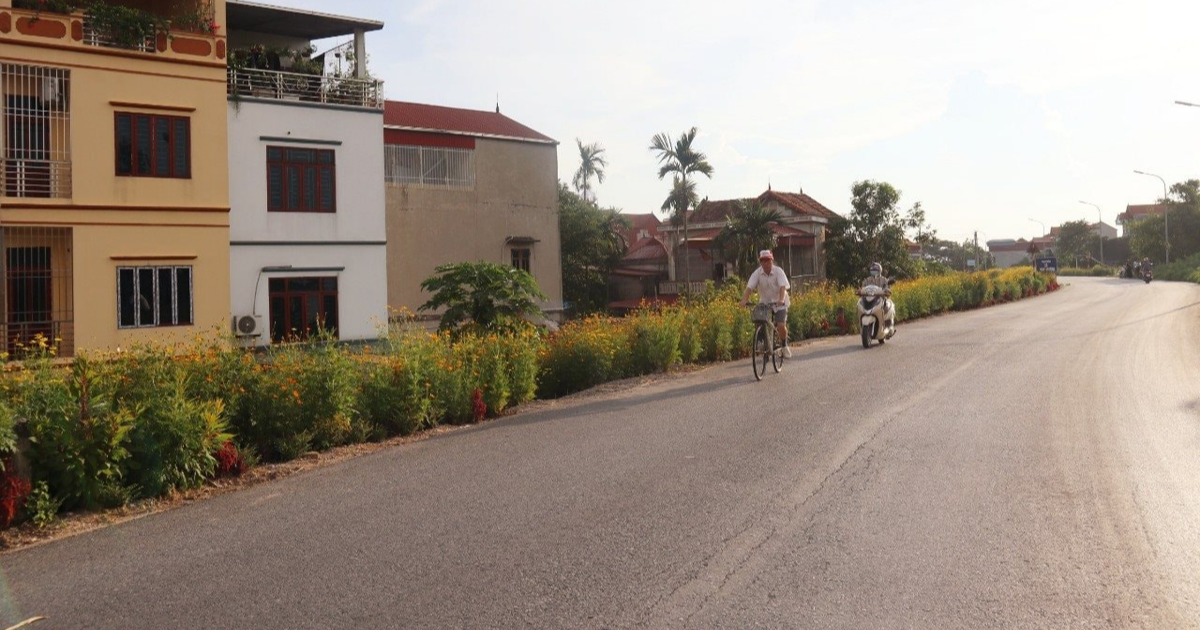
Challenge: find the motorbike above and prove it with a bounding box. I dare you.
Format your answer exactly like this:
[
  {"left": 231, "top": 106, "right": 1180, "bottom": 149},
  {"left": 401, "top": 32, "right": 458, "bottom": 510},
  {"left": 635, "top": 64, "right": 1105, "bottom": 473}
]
[
  {"left": 857, "top": 284, "right": 896, "bottom": 348},
  {"left": 1143, "top": 267, "right": 1153, "bottom": 284}
]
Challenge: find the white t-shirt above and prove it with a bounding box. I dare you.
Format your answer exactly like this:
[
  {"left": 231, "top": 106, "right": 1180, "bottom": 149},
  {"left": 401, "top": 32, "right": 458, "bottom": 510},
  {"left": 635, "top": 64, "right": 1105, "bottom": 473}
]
[{"left": 747, "top": 266, "right": 790, "bottom": 310}]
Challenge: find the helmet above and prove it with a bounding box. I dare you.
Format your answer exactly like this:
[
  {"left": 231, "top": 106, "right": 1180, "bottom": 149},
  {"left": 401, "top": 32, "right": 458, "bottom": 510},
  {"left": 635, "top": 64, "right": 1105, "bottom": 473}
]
[{"left": 869, "top": 262, "right": 882, "bottom": 276}]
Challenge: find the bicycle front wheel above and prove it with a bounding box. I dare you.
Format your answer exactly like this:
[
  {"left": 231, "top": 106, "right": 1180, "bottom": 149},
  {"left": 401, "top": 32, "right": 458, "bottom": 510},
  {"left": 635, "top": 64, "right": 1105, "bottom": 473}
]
[{"left": 753, "top": 325, "right": 767, "bottom": 381}]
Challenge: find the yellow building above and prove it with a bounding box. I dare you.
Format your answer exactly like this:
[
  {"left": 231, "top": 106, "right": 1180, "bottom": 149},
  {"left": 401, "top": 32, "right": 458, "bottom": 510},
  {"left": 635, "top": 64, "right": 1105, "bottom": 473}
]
[{"left": 0, "top": 0, "right": 230, "bottom": 356}]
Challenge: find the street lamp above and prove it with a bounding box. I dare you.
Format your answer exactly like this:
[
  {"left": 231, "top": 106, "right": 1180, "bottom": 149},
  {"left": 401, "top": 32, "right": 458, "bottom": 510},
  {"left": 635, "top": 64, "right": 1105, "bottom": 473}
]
[
  {"left": 1078, "top": 201, "right": 1103, "bottom": 265},
  {"left": 1133, "top": 170, "right": 1170, "bottom": 263},
  {"left": 1027, "top": 218, "right": 1046, "bottom": 237},
  {"left": 1175, "top": 101, "right": 1200, "bottom": 108}
]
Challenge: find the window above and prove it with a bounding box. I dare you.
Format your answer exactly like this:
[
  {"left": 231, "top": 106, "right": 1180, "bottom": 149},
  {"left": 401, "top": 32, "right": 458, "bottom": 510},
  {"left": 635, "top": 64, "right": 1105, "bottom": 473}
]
[
  {"left": 384, "top": 145, "right": 475, "bottom": 189},
  {"left": 268, "top": 276, "right": 338, "bottom": 342},
  {"left": 114, "top": 113, "right": 190, "bottom": 178},
  {"left": 511, "top": 248, "right": 531, "bottom": 273},
  {"left": 117, "top": 266, "right": 193, "bottom": 328},
  {"left": 267, "top": 147, "right": 336, "bottom": 212}
]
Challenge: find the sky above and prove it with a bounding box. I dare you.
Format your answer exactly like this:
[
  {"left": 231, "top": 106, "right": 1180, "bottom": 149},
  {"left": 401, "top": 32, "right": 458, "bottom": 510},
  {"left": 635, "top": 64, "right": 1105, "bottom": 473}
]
[{"left": 299, "top": 0, "right": 1200, "bottom": 243}]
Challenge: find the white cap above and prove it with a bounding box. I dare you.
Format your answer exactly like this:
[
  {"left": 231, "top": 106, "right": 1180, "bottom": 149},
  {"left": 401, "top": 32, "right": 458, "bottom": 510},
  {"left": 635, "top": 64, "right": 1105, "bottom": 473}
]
[{"left": 758, "top": 250, "right": 774, "bottom": 260}]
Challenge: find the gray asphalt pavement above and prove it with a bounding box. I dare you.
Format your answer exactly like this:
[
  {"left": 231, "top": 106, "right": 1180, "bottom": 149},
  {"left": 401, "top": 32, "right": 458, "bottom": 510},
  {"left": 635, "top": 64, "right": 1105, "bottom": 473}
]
[{"left": 2, "top": 277, "right": 1199, "bottom": 629}]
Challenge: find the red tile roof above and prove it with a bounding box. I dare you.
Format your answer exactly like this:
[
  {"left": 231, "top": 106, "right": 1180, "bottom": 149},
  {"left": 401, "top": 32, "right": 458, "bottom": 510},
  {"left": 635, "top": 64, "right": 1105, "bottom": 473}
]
[
  {"left": 383, "top": 101, "right": 556, "bottom": 144},
  {"left": 623, "top": 237, "right": 668, "bottom": 261},
  {"left": 689, "top": 190, "right": 840, "bottom": 224},
  {"left": 620, "top": 213, "right": 662, "bottom": 248},
  {"left": 759, "top": 190, "right": 840, "bottom": 220},
  {"left": 1117, "top": 203, "right": 1167, "bottom": 224}
]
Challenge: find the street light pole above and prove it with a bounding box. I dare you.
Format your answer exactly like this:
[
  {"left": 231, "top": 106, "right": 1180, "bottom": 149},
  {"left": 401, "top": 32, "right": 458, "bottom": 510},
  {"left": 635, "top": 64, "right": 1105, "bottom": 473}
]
[
  {"left": 1133, "top": 170, "right": 1170, "bottom": 263},
  {"left": 1027, "top": 218, "right": 1046, "bottom": 237},
  {"left": 1078, "top": 201, "right": 1103, "bottom": 265},
  {"left": 1175, "top": 100, "right": 1200, "bottom": 108}
]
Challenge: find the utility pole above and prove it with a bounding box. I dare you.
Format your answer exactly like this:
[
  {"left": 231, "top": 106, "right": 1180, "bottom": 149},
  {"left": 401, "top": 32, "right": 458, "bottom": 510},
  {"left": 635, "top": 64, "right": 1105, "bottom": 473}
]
[
  {"left": 1133, "top": 170, "right": 1170, "bottom": 263},
  {"left": 974, "top": 231, "right": 979, "bottom": 272},
  {"left": 1079, "top": 201, "right": 1103, "bottom": 265}
]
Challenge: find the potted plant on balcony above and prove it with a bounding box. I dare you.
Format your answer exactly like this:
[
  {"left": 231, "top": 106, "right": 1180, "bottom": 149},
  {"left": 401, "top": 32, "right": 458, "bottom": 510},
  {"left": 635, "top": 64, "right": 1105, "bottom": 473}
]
[
  {"left": 172, "top": 0, "right": 218, "bottom": 35},
  {"left": 82, "top": 2, "right": 165, "bottom": 51}
]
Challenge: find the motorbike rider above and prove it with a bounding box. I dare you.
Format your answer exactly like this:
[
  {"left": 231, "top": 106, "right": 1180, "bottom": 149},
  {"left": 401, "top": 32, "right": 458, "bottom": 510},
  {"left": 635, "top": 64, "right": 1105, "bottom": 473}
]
[
  {"left": 861, "top": 262, "right": 891, "bottom": 292},
  {"left": 1142, "top": 257, "right": 1154, "bottom": 276},
  {"left": 741, "top": 250, "right": 791, "bottom": 358}
]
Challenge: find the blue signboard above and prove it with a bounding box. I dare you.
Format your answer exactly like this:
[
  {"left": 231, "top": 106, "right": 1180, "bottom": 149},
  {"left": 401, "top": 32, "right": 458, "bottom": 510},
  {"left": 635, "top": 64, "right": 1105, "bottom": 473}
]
[{"left": 1035, "top": 257, "right": 1058, "bottom": 273}]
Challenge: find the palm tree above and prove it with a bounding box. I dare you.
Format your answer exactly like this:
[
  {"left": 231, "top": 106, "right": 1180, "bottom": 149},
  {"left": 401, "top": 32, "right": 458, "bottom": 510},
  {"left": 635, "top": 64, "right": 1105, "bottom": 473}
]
[
  {"left": 716, "top": 200, "right": 783, "bottom": 279},
  {"left": 572, "top": 139, "right": 608, "bottom": 202},
  {"left": 660, "top": 176, "right": 698, "bottom": 227},
  {"left": 600, "top": 209, "right": 630, "bottom": 260},
  {"left": 649, "top": 127, "right": 714, "bottom": 291}
]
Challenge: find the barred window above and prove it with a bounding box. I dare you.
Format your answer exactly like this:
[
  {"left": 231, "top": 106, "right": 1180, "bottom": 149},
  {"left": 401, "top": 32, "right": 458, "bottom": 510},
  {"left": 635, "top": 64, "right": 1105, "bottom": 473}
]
[
  {"left": 117, "top": 266, "right": 193, "bottom": 328},
  {"left": 385, "top": 145, "right": 475, "bottom": 189}
]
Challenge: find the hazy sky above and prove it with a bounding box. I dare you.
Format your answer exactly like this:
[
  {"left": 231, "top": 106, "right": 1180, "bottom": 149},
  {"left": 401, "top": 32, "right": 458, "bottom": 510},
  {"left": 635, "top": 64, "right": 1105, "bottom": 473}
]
[{"left": 299, "top": 0, "right": 1200, "bottom": 242}]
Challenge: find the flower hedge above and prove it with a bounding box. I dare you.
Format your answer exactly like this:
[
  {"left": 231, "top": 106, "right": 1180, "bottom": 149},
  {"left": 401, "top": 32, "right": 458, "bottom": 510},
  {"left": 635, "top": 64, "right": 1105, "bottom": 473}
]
[{"left": 0, "top": 268, "right": 1055, "bottom": 527}]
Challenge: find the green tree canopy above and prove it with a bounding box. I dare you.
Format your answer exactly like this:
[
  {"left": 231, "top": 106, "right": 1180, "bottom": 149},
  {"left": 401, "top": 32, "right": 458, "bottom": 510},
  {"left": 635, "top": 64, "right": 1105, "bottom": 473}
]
[
  {"left": 558, "top": 183, "right": 630, "bottom": 315},
  {"left": 715, "top": 200, "right": 784, "bottom": 280},
  {"left": 1129, "top": 179, "right": 1200, "bottom": 263},
  {"left": 419, "top": 261, "right": 547, "bottom": 332},
  {"left": 650, "top": 127, "right": 713, "bottom": 288},
  {"left": 572, "top": 139, "right": 608, "bottom": 201},
  {"left": 1055, "top": 220, "right": 1099, "bottom": 267},
  {"left": 824, "top": 180, "right": 927, "bottom": 286}
]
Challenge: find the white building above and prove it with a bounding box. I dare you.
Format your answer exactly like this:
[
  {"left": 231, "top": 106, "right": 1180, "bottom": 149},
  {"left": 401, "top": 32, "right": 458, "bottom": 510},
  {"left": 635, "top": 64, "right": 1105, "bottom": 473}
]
[{"left": 225, "top": 1, "right": 387, "bottom": 344}]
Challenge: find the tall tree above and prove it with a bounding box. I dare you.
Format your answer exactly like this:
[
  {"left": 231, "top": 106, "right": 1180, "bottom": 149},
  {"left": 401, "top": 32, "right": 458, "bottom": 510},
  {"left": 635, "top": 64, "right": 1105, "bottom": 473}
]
[
  {"left": 715, "top": 200, "right": 784, "bottom": 280},
  {"left": 572, "top": 139, "right": 608, "bottom": 201},
  {"left": 649, "top": 127, "right": 713, "bottom": 291},
  {"left": 1055, "top": 220, "right": 1099, "bottom": 267},
  {"left": 558, "top": 183, "right": 630, "bottom": 315},
  {"left": 823, "top": 180, "right": 927, "bottom": 286},
  {"left": 1129, "top": 179, "right": 1200, "bottom": 263}
]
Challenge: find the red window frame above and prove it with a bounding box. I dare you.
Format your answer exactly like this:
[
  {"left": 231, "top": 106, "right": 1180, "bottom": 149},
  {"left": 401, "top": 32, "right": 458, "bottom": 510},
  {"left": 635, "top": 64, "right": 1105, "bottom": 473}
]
[
  {"left": 511, "top": 247, "right": 531, "bottom": 273},
  {"left": 114, "top": 112, "right": 191, "bottom": 178},
  {"left": 266, "top": 146, "right": 336, "bottom": 213},
  {"left": 267, "top": 276, "right": 339, "bottom": 343}
]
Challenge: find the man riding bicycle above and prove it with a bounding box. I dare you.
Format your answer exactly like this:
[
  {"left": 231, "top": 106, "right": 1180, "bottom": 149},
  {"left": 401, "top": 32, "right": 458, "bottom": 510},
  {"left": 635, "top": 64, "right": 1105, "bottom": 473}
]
[{"left": 741, "top": 250, "right": 791, "bottom": 358}]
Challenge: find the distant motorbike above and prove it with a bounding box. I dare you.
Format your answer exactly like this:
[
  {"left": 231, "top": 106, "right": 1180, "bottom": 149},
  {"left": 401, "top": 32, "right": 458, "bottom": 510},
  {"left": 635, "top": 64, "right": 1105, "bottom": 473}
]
[
  {"left": 857, "top": 284, "right": 895, "bottom": 348},
  {"left": 1143, "top": 268, "right": 1153, "bottom": 284}
]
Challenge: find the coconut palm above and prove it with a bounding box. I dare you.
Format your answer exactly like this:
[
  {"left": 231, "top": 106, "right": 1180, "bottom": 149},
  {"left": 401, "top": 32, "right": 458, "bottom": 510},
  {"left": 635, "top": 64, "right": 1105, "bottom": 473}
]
[
  {"left": 649, "top": 127, "right": 714, "bottom": 290},
  {"left": 572, "top": 139, "right": 608, "bottom": 201},
  {"left": 716, "top": 200, "right": 784, "bottom": 279}
]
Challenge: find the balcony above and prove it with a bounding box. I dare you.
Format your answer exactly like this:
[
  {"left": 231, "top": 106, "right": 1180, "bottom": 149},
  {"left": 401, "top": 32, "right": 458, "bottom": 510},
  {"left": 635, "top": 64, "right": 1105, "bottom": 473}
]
[
  {"left": 1, "top": 4, "right": 223, "bottom": 65},
  {"left": 1, "top": 63, "right": 71, "bottom": 199},
  {"left": 227, "top": 68, "right": 384, "bottom": 109}
]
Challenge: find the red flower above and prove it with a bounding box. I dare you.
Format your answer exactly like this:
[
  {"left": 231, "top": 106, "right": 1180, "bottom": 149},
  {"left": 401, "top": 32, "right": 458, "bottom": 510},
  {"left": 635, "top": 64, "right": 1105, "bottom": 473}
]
[
  {"left": 471, "top": 388, "right": 487, "bottom": 423},
  {"left": 0, "top": 461, "right": 31, "bottom": 529}
]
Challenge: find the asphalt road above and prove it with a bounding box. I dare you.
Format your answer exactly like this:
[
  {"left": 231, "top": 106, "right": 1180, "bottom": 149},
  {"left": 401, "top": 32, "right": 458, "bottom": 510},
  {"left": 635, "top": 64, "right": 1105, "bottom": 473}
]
[{"left": 3, "top": 277, "right": 1199, "bottom": 629}]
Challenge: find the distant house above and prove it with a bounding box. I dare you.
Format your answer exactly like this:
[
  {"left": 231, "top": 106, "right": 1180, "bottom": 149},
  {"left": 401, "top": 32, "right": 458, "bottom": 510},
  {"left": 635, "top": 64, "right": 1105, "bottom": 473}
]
[
  {"left": 608, "top": 214, "right": 670, "bottom": 312},
  {"left": 1116, "top": 204, "right": 1167, "bottom": 236},
  {"left": 987, "top": 239, "right": 1033, "bottom": 268},
  {"left": 381, "top": 101, "right": 562, "bottom": 323},
  {"left": 656, "top": 189, "right": 840, "bottom": 293}
]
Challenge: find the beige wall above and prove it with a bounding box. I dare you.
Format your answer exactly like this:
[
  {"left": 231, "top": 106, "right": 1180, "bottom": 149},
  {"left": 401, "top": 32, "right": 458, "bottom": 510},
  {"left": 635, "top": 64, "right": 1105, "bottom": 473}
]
[
  {"left": 2, "top": 4, "right": 230, "bottom": 353},
  {"left": 385, "top": 138, "right": 561, "bottom": 318}
]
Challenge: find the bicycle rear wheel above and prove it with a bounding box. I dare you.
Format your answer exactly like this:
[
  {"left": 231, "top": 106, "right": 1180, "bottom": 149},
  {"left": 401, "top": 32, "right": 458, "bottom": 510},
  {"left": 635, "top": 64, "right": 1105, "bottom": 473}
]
[{"left": 753, "top": 325, "right": 767, "bottom": 381}]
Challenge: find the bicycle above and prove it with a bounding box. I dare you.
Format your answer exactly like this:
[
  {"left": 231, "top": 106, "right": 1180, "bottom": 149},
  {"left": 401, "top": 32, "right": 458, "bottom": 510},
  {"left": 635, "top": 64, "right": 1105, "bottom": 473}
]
[{"left": 749, "top": 302, "right": 784, "bottom": 381}]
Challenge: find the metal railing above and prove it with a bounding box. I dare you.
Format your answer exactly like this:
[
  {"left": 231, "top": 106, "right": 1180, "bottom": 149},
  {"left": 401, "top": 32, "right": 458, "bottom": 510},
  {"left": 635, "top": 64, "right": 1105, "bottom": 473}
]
[
  {"left": 385, "top": 145, "right": 475, "bottom": 189},
  {"left": 228, "top": 68, "right": 384, "bottom": 109},
  {"left": 2, "top": 159, "right": 72, "bottom": 199},
  {"left": 0, "top": 227, "right": 75, "bottom": 359},
  {"left": 81, "top": 19, "right": 156, "bottom": 53},
  {"left": 1, "top": 63, "right": 72, "bottom": 199},
  {"left": 658, "top": 281, "right": 709, "bottom": 295}
]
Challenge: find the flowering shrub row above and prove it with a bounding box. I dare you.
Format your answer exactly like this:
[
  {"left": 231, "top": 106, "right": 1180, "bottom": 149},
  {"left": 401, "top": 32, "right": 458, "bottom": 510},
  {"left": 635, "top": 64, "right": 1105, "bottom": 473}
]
[{"left": 0, "top": 269, "right": 1054, "bottom": 526}]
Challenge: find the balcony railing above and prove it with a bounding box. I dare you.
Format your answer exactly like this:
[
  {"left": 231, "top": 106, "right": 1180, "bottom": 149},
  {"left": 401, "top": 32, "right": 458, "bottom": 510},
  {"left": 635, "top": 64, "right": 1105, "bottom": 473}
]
[
  {"left": 81, "top": 18, "right": 156, "bottom": 53},
  {"left": 2, "top": 159, "right": 72, "bottom": 199},
  {"left": 228, "top": 68, "right": 384, "bottom": 109},
  {"left": 658, "top": 281, "right": 709, "bottom": 295}
]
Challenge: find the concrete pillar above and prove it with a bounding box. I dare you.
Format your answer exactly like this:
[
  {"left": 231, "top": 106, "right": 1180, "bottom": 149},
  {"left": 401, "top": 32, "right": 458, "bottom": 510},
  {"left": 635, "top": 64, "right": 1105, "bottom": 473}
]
[{"left": 353, "top": 29, "right": 366, "bottom": 78}]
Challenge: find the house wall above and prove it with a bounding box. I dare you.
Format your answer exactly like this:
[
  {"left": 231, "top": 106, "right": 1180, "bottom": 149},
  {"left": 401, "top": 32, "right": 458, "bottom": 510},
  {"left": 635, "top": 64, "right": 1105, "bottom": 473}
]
[
  {"left": 384, "top": 137, "right": 562, "bottom": 318},
  {"left": 227, "top": 99, "right": 387, "bottom": 344},
  {"left": 990, "top": 250, "right": 1028, "bottom": 268},
  {"left": 1, "top": 4, "right": 230, "bottom": 354}
]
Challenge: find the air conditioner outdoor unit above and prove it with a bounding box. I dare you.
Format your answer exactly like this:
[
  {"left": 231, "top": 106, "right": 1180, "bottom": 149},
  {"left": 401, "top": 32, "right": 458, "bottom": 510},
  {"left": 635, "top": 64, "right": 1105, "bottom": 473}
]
[{"left": 232, "top": 314, "right": 264, "bottom": 337}]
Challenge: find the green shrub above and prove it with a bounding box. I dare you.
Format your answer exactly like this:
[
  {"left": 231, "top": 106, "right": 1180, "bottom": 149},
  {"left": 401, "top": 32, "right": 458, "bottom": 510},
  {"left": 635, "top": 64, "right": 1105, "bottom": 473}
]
[
  {"left": 22, "top": 358, "right": 132, "bottom": 511},
  {"left": 26, "top": 481, "right": 60, "bottom": 528},
  {"left": 124, "top": 377, "right": 229, "bottom": 498},
  {"left": 629, "top": 310, "right": 682, "bottom": 374}
]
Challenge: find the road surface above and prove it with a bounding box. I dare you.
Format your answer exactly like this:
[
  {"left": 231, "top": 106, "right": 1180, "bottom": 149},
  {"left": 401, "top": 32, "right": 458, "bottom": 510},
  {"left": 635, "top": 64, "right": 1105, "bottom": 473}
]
[{"left": 2, "top": 277, "right": 1199, "bottom": 629}]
